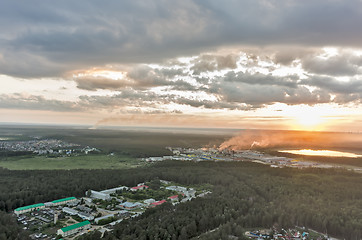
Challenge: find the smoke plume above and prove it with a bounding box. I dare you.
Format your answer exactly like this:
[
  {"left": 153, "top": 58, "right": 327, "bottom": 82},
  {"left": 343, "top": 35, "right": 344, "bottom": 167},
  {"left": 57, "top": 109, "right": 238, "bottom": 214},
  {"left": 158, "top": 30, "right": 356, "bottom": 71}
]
[{"left": 219, "top": 130, "right": 362, "bottom": 151}]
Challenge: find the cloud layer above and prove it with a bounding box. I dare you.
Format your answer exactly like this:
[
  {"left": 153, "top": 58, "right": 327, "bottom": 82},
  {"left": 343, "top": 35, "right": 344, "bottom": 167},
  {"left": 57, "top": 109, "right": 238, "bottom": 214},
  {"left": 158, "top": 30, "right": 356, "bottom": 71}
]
[
  {"left": 1, "top": 0, "right": 362, "bottom": 78},
  {"left": 2, "top": 1, "right": 362, "bottom": 128}
]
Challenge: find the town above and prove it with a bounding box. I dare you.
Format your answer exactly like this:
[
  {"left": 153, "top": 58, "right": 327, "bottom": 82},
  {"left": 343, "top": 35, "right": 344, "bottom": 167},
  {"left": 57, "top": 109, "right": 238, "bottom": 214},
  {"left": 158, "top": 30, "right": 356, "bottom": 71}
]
[
  {"left": 14, "top": 179, "right": 211, "bottom": 239},
  {"left": 0, "top": 139, "right": 99, "bottom": 156},
  {"left": 244, "top": 227, "right": 331, "bottom": 240},
  {"left": 143, "top": 147, "right": 344, "bottom": 170}
]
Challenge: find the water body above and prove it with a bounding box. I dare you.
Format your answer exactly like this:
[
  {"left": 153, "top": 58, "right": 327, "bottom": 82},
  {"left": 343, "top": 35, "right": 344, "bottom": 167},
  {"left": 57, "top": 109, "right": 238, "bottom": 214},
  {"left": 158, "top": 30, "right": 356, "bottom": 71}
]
[{"left": 279, "top": 149, "right": 362, "bottom": 158}]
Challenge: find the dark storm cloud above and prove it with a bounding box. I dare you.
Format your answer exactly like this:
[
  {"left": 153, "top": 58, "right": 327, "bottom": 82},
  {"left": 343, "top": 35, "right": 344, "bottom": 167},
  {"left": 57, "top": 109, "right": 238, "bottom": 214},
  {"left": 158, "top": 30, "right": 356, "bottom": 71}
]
[{"left": 1, "top": 0, "right": 362, "bottom": 78}]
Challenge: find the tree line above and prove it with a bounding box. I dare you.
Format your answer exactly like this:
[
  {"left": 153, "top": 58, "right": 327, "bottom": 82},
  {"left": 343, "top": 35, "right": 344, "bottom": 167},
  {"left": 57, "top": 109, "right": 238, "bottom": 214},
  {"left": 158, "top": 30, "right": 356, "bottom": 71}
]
[{"left": 0, "top": 161, "right": 361, "bottom": 239}]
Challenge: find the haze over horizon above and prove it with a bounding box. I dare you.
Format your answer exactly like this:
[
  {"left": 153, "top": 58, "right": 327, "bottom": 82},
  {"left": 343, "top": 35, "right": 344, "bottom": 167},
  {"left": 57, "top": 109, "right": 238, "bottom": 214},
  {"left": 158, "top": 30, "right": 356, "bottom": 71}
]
[{"left": 1, "top": 1, "right": 362, "bottom": 132}]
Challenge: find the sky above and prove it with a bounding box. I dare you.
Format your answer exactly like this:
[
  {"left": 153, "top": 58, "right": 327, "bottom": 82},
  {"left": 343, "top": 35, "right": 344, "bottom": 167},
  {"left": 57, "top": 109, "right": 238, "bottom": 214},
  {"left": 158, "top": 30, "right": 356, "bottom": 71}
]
[{"left": 1, "top": 0, "right": 362, "bottom": 131}]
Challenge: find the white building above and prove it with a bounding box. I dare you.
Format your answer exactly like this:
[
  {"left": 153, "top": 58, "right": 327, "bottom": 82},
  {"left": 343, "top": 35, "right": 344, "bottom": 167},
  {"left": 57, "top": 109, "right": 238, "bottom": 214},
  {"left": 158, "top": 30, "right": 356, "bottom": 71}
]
[
  {"left": 143, "top": 198, "right": 156, "bottom": 205},
  {"left": 78, "top": 212, "right": 94, "bottom": 221},
  {"left": 44, "top": 202, "right": 54, "bottom": 207},
  {"left": 166, "top": 186, "right": 187, "bottom": 192},
  {"left": 160, "top": 180, "right": 171, "bottom": 184},
  {"left": 100, "top": 186, "right": 129, "bottom": 195},
  {"left": 62, "top": 207, "right": 78, "bottom": 216},
  {"left": 119, "top": 202, "right": 143, "bottom": 210},
  {"left": 88, "top": 190, "right": 111, "bottom": 200}
]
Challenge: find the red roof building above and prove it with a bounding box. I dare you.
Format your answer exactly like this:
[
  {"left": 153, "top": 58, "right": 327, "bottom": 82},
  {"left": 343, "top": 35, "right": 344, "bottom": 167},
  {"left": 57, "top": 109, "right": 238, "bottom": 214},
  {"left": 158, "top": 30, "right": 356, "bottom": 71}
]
[
  {"left": 168, "top": 195, "right": 179, "bottom": 201},
  {"left": 150, "top": 200, "right": 166, "bottom": 207},
  {"left": 130, "top": 185, "right": 149, "bottom": 191}
]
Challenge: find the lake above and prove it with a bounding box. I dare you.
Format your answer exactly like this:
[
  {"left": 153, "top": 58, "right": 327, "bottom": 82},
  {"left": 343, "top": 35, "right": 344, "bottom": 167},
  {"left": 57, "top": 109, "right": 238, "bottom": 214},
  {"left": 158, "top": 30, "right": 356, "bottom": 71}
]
[{"left": 279, "top": 149, "right": 362, "bottom": 158}]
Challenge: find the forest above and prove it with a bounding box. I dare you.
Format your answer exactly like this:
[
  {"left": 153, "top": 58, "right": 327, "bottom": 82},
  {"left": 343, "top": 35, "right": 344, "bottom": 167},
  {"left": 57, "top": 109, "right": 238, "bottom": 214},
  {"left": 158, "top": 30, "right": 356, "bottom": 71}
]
[{"left": 0, "top": 161, "right": 361, "bottom": 240}]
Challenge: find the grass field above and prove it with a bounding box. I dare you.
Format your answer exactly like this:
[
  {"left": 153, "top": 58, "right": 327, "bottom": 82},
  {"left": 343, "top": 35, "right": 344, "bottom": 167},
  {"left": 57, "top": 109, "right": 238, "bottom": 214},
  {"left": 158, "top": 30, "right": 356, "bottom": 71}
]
[{"left": 0, "top": 154, "right": 145, "bottom": 170}]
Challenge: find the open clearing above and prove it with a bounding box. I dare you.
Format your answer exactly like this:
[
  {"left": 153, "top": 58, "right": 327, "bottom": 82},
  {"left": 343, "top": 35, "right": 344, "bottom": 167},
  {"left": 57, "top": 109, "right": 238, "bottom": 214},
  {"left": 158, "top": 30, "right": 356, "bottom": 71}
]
[{"left": 0, "top": 154, "right": 145, "bottom": 170}]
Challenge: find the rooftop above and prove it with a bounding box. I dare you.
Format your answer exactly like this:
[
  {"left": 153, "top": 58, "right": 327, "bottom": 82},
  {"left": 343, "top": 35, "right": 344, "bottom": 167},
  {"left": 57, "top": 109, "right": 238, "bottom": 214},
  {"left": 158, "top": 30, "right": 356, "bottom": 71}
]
[
  {"left": 120, "top": 202, "right": 143, "bottom": 208},
  {"left": 15, "top": 203, "right": 44, "bottom": 212},
  {"left": 52, "top": 197, "right": 76, "bottom": 204},
  {"left": 151, "top": 200, "right": 166, "bottom": 206},
  {"left": 131, "top": 185, "right": 149, "bottom": 190},
  {"left": 60, "top": 220, "right": 90, "bottom": 233}
]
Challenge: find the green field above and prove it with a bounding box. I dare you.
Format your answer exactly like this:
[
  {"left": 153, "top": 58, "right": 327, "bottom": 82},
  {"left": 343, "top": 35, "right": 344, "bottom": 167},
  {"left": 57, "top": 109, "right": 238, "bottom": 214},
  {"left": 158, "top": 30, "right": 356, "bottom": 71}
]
[{"left": 0, "top": 154, "right": 144, "bottom": 170}]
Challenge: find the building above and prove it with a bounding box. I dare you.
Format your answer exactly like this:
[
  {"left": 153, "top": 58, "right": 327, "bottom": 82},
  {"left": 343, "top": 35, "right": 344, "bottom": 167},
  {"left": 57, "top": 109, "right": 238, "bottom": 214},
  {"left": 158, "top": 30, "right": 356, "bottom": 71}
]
[
  {"left": 52, "top": 197, "right": 77, "bottom": 206},
  {"left": 168, "top": 195, "right": 179, "bottom": 201},
  {"left": 78, "top": 212, "right": 94, "bottom": 221},
  {"left": 36, "top": 216, "right": 51, "bottom": 223},
  {"left": 54, "top": 212, "right": 58, "bottom": 224},
  {"left": 14, "top": 203, "right": 45, "bottom": 216},
  {"left": 143, "top": 198, "right": 156, "bottom": 205},
  {"left": 62, "top": 207, "right": 78, "bottom": 216},
  {"left": 88, "top": 190, "right": 111, "bottom": 200},
  {"left": 94, "top": 214, "right": 114, "bottom": 224},
  {"left": 63, "top": 207, "right": 94, "bottom": 220},
  {"left": 165, "top": 186, "right": 187, "bottom": 192},
  {"left": 77, "top": 205, "right": 92, "bottom": 213},
  {"left": 118, "top": 210, "right": 130, "bottom": 217},
  {"left": 110, "top": 218, "right": 123, "bottom": 226},
  {"left": 150, "top": 200, "right": 166, "bottom": 207},
  {"left": 100, "top": 186, "right": 129, "bottom": 194},
  {"left": 44, "top": 202, "right": 54, "bottom": 207},
  {"left": 119, "top": 202, "right": 143, "bottom": 210},
  {"left": 57, "top": 220, "right": 91, "bottom": 237},
  {"left": 160, "top": 180, "right": 171, "bottom": 184},
  {"left": 130, "top": 185, "right": 149, "bottom": 191}
]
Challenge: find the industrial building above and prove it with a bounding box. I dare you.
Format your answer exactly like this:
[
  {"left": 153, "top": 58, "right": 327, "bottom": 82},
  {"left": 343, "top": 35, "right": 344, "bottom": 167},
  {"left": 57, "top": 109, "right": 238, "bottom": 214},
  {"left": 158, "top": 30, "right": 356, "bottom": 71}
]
[
  {"left": 57, "top": 220, "right": 91, "bottom": 237},
  {"left": 14, "top": 203, "right": 45, "bottom": 216},
  {"left": 88, "top": 190, "right": 111, "bottom": 200},
  {"left": 119, "top": 201, "right": 143, "bottom": 210},
  {"left": 100, "top": 186, "right": 129, "bottom": 194}
]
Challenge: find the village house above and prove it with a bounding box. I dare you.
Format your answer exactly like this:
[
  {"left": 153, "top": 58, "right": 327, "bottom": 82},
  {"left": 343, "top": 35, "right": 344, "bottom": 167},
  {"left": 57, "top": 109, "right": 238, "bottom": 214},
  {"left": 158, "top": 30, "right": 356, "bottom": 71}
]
[{"left": 130, "top": 185, "right": 149, "bottom": 191}]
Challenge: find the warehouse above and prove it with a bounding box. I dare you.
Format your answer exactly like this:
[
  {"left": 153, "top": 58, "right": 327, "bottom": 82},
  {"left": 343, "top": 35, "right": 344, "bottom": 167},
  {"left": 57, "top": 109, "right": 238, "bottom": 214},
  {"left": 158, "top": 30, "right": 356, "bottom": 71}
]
[
  {"left": 14, "top": 203, "right": 45, "bottom": 216},
  {"left": 88, "top": 190, "right": 111, "bottom": 200},
  {"left": 100, "top": 186, "right": 129, "bottom": 194},
  {"left": 57, "top": 220, "right": 91, "bottom": 237}
]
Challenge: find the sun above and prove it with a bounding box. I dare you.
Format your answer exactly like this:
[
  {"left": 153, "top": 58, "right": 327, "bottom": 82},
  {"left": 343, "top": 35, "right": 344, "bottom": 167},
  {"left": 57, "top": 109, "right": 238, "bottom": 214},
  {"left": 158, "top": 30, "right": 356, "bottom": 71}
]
[
  {"left": 287, "top": 105, "right": 327, "bottom": 130},
  {"left": 296, "top": 113, "right": 323, "bottom": 127}
]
